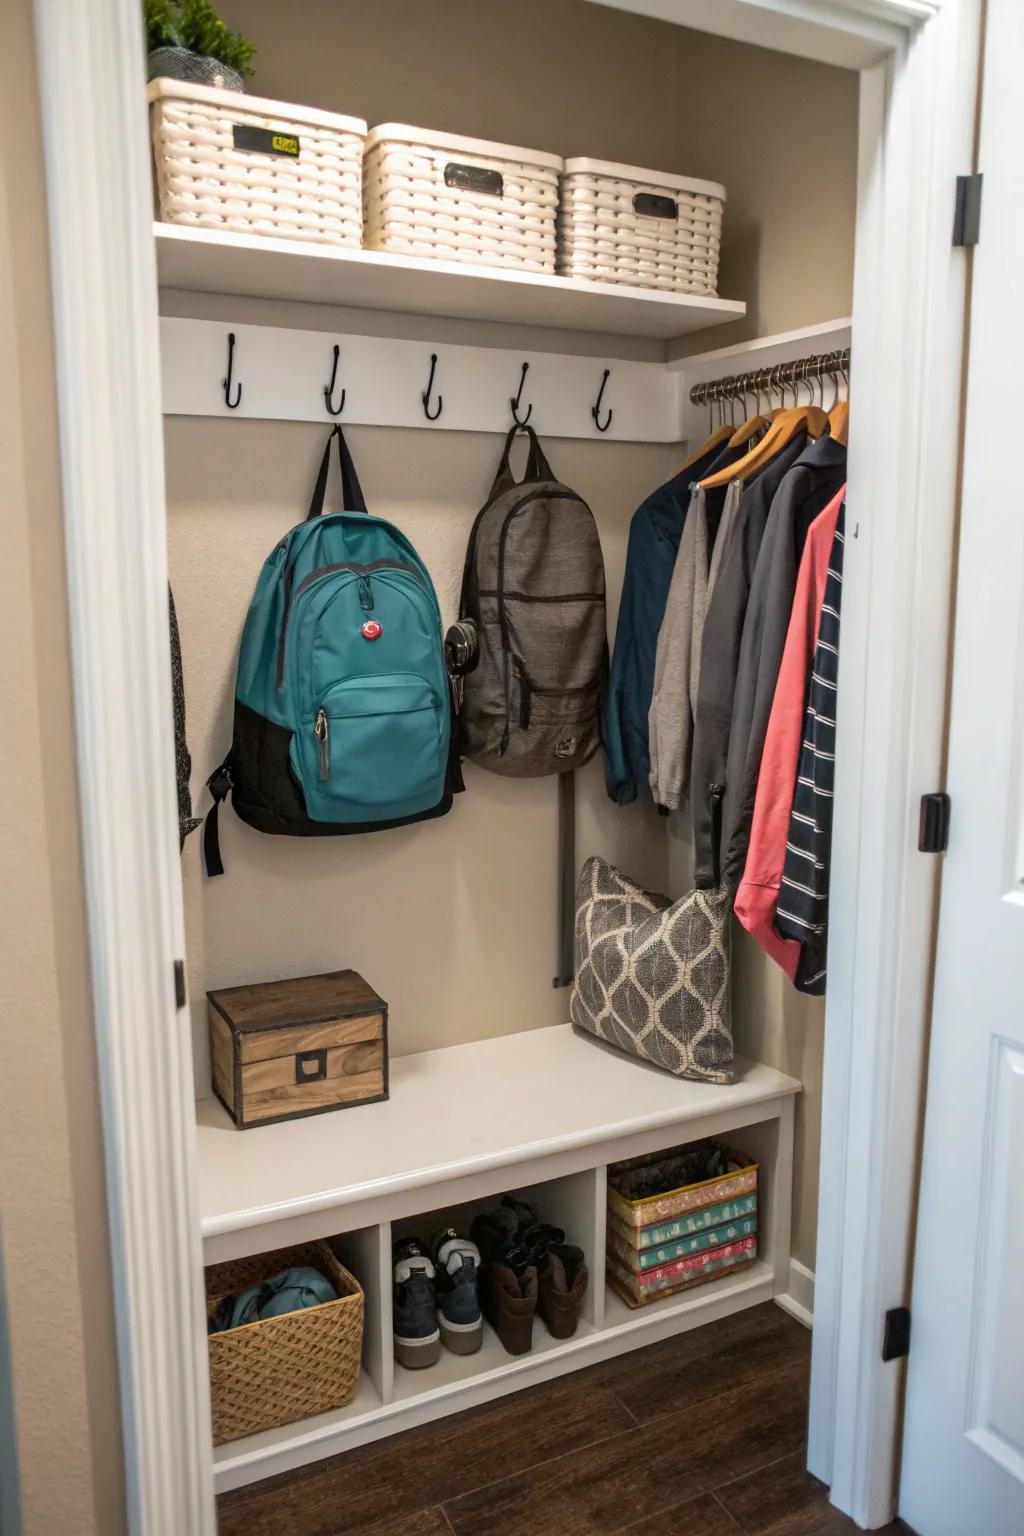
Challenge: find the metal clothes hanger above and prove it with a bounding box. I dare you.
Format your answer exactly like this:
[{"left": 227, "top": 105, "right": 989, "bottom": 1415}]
[{"left": 827, "top": 350, "right": 850, "bottom": 446}]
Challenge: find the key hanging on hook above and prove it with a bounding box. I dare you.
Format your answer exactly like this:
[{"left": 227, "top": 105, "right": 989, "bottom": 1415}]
[
  {"left": 422, "top": 352, "right": 442, "bottom": 421},
  {"left": 222, "top": 331, "right": 242, "bottom": 409},
  {"left": 510, "top": 361, "right": 533, "bottom": 426},
  {"left": 324, "top": 343, "right": 345, "bottom": 416},
  {"left": 591, "top": 368, "right": 612, "bottom": 433}
]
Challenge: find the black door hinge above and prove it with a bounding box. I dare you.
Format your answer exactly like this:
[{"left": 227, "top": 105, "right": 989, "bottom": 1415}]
[
  {"left": 174, "top": 959, "right": 187, "bottom": 1009},
  {"left": 953, "top": 173, "right": 983, "bottom": 246},
  {"left": 882, "top": 1306, "right": 911, "bottom": 1362},
  {"left": 919, "top": 792, "right": 951, "bottom": 853}
]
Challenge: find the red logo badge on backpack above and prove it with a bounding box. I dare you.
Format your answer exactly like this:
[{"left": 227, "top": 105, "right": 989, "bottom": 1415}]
[{"left": 361, "top": 620, "right": 382, "bottom": 641}]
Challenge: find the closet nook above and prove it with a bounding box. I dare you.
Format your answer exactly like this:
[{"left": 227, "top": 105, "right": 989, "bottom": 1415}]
[{"left": 158, "top": 0, "right": 858, "bottom": 1499}]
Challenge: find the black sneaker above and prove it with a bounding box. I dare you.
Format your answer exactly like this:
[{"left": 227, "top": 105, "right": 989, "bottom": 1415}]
[
  {"left": 393, "top": 1239, "right": 440, "bottom": 1370},
  {"left": 431, "top": 1229, "right": 483, "bottom": 1355}
]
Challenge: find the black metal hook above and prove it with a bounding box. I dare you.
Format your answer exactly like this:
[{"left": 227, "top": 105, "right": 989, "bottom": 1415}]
[
  {"left": 222, "top": 331, "right": 242, "bottom": 409},
  {"left": 592, "top": 368, "right": 612, "bottom": 433},
  {"left": 422, "top": 352, "right": 442, "bottom": 421},
  {"left": 324, "top": 343, "right": 345, "bottom": 416},
  {"left": 510, "top": 362, "right": 533, "bottom": 426}
]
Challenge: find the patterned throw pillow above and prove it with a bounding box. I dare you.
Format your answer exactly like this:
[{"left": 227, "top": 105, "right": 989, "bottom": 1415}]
[{"left": 570, "top": 856, "right": 733, "bottom": 1083}]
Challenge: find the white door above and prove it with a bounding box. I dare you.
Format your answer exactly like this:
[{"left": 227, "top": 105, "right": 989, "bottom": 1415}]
[{"left": 899, "top": 5, "right": 1024, "bottom": 1533}]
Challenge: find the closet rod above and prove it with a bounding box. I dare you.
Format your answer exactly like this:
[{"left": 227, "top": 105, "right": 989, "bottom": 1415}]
[{"left": 688, "top": 347, "right": 850, "bottom": 407}]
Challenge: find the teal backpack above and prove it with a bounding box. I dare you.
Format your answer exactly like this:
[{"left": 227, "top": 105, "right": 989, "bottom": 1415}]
[{"left": 205, "top": 426, "right": 457, "bottom": 874}]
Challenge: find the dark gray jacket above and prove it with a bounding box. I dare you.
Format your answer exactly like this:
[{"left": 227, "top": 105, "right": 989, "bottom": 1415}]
[
  {"left": 690, "top": 432, "right": 808, "bottom": 887},
  {"left": 719, "top": 432, "right": 847, "bottom": 889}
]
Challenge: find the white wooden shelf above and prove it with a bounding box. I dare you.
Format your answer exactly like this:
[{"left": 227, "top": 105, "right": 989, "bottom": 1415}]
[
  {"left": 196, "top": 1024, "right": 798, "bottom": 1260},
  {"left": 198, "top": 1024, "right": 798, "bottom": 1492},
  {"left": 155, "top": 224, "right": 746, "bottom": 343}
]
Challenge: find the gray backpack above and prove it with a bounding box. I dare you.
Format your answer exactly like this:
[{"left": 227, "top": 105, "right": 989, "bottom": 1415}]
[{"left": 459, "top": 425, "right": 607, "bottom": 777}]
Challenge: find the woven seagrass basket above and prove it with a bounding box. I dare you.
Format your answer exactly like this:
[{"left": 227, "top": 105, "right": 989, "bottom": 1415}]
[{"left": 206, "top": 1239, "right": 363, "bottom": 1445}]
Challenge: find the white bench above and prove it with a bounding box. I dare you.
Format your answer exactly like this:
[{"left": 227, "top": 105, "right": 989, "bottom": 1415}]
[{"left": 196, "top": 1022, "right": 799, "bottom": 1491}]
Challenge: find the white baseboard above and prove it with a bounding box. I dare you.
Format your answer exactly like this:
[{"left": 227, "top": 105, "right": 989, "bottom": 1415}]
[{"left": 775, "top": 1258, "right": 814, "bottom": 1329}]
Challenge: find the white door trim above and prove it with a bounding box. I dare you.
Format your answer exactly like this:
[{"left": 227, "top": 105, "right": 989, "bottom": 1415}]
[
  {"left": 811, "top": 1, "right": 982, "bottom": 1526},
  {"left": 30, "top": 0, "right": 968, "bottom": 1530},
  {"left": 30, "top": 2, "right": 215, "bottom": 1533}
]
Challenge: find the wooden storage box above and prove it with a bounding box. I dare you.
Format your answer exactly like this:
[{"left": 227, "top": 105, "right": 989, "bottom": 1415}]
[
  {"left": 206, "top": 1239, "right": 364, "bottom": 1444},
  {"left": 209, "top": 969, "right": 387, "bottom": 1129}
]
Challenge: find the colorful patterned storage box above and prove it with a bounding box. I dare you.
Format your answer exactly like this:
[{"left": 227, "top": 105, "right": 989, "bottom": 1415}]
[{"left": 607, "top": 1140, "right": 758, "bottom": 1308}]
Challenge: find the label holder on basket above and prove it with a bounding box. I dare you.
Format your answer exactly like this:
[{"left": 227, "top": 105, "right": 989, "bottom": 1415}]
[
  {"left": 233, "top": 124, "right": 301, "bottom": 158},
  {"left": 633, "top": 192, "right": 678, "bottom": 220},
  {"left": 445, "top": 162, "right": 504, "bottom": 197}
]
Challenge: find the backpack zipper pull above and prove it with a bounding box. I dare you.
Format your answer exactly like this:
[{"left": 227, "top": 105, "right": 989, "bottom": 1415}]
[
  {"left": 314, "top": 708, "right": 329, "bottom": 780},
  {"left": 357, "top": 575, "right": 373, "bottom": 611}
]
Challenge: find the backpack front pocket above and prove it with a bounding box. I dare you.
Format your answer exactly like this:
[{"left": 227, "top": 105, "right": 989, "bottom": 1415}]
[
  {"left": 291, "top": 673, "right": 446, "bottom": 823},
  {"left": 506, "top": 660, "right": 604, "bottom": 774}
]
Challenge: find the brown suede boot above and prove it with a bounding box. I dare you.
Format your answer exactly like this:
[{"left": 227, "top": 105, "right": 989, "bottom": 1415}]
[
  {"left": 482, "top": 1262, "right": 538, "bottom": 1355},
  {"left": 538, "top": 1247, "right": 589, "bottom": 1339}
]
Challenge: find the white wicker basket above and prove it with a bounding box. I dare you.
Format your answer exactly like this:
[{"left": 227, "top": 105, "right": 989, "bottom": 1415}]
[
  {"left": 148, "top": 79, "right": 367, "bottom": 247},
  {"left": 558, "top": 158, "right": 725, "bottom": 295},
  {"left": 363, "top": 124, "right": 563, "bottom": 274}
]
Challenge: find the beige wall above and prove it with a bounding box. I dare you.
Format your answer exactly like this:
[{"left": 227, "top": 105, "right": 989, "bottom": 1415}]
[
  {"left": 172, "top": 0, "right": 857, "bottom": 1269},
  {"left": 0, "top": 4, "right": 125, "bottom": 1533},
  {"left": 171, "top": 422, "right": 677, "bottom": 1086}
]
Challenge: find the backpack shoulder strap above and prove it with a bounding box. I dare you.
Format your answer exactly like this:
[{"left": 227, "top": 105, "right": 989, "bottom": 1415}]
[{"left": 306, "top": 424, "right": 368, "bottom": 520}]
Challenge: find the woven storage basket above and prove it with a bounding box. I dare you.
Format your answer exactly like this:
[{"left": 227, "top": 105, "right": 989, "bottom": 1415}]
[
  {"left": 148, "top": 79, "right": 367, "bottom": 246},
  {"left": 206, "top": 1239, "right": 363, "bottom": 1445},
  {"left": 558, "top": 158, "right": 725, "bottom": 295},
  {"left": 363, "top": 124, "right": 563, "bottom": 273}
]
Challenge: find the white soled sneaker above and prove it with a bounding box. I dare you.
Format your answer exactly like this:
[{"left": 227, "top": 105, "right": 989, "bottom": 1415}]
[
  {"left": 431, "top": 1230, "right": 483, "bottom": 1355},
  {"left": 393, "top": 1239, "right": 441, "bottom": 1369}
]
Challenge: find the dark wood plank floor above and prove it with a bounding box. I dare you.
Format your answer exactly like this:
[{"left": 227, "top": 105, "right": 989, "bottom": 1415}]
[{"left": 217, "top": 1303, "right": 907, "bottom": 1536}]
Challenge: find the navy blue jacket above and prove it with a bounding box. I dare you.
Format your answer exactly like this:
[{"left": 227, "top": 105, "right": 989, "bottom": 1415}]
[{"left": 602, "top": 440, "right": 730, "bottom": 805}]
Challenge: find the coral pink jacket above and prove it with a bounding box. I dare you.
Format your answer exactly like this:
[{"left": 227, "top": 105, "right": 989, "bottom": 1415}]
[{"left": 733, "top": 486, "right": 846, "bottom": 976}]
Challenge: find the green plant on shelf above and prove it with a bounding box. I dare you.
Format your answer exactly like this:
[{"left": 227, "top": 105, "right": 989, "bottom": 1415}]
[{"left": 143, "top": 0, "right": 256, "bottom": 78}]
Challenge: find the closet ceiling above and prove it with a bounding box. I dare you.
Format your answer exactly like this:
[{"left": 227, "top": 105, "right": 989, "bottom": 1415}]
[{"left": 586, "top": 0, "right": 940, "bottom": 68}]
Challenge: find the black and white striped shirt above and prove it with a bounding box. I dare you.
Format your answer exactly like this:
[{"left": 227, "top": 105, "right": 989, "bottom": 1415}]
[{"left": 774, "top": 504, "right": 845, "bottom": 993}]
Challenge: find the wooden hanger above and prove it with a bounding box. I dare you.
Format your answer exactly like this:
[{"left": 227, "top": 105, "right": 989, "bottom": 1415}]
[
  {"left": 828, "top": 399, "right": 850, "bottom": 446},
  {"left": 678, "top": 422, "right": 734, "bottom": 472},
  {"left": 727, "top": 413, "right": 771, "bottom": 449},
  {"left": 699, "top": 362, "right": 829, "bottom": 488},
  {"left": 699, "top": 404, "right": 826, "bottom": 488}
]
